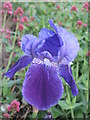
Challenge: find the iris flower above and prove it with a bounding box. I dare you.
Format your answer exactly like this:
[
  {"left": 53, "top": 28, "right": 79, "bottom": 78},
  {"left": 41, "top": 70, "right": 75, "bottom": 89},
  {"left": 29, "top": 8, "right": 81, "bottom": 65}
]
[{"left": 4, "top": 19, "right": 79, "bottom": 110}]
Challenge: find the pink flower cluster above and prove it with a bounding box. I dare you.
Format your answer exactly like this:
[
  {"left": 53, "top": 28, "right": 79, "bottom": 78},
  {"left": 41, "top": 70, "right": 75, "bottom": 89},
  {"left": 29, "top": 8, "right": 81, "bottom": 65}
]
[
  {"left": 14, "top": 7, "right": 24, "bottom": 17},
  {"left": 56, "top": 5, "right": 60, "bottom": 10},
  {"left": 71, "top": 6, "right": 77, "bottom": 11},
  {"left": 3, "top": 113, "right": 10, "bottom": 119},
  {"left": 20, "top": 16, "right": 29, "bottom": 23},
  {"left": 3, "top": 2, "right": 12, "bottom": 15},
  {"left": 3, "top": 100, "right": 20, "bottom": 119},
  {"left": 8, "top": 100, "right": 20, "bottom": 112},
  {"left": 83, "top": 2, "right": 89, "bottom": 12},
  {"left": 76, "top": 20, "right": 87, "bottom": 28}
]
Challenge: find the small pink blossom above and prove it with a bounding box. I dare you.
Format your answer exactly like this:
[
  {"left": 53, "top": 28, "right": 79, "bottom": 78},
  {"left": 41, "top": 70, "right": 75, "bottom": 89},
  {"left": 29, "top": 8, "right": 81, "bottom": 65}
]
[
  {"left": 3, "top": 2, "right": 12, "bottom": 13},
  {"left": 26, "top": 23, "right": 29, "bottom": 26},
  {"left": 24, "top": 16, "right": 28, "bottom": 22},
  {"left": 71, "top": 6, "right": 77, "bottom": 11},
  {"left": 83, "top": 2, "right": 89, "bottom": 9},
  {"left": 18, "top": 24, "right": 24, "bottom": 31},
  {"left": 18, "top": 36, "right": 21, "bottom": 40},
  {"left": 20, "top": 16, "right": 28, "bottom": 23},
  {"left": 0, "top": 10, "right": 5, "bottom": 13},
  {"left": 14, "top": 7, "right": 24, "bottom": 17},
  {"left": 18, "top": 41, "right": 21, "bottom": 47},
  {"left": 13, "top": 18, "right": 18, "bottom": 22},
  {"left": 8, "top": 11, "right": 13, "bottom": 15},
  {"left": 11, "top": 100, "right": 20, "bottom": 112},
  {"left": 86, "top": 9, "right": 89, "bottom": 12},
  {"left": 5, "top": 35, "right": 10, "bottom": 39},
  {"left": 86, "top": 50, "right": 90, "bottom": 57},
  {"left": 13, "top": 52, "right": 16, "bottom": 57},
  {"left": 30, "top": 16, "right": 35, "bottom": 21},
  {"left": 56, "top": 5, "right": 60, "bottom": 10},
  {"left": 83, "top": 23, "right": 87, "bottom": 28},
  {"left": 3, "top": 113, "right": 10, "bottom": 118},
  {"left": 0, "top": 28, "right": 4, "bottom": 33},
  {"left": 77, "top": 20, "right": 83, "bottom": 26},
  {"left": 58, "top": 22, "right": 62, "bottom": 26},
  {"left": 7, "top": 105, "right": 12, "bottom": 112},
  {"left": 20, "top": 18, "right": 25, "bottom": 23}
]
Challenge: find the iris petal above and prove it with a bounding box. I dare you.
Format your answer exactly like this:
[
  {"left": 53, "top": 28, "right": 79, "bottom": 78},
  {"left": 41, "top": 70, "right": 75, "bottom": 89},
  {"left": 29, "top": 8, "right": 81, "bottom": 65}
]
[
  {"left": 38, "top": 34, "right": 61, "bottom": 56},
  {"left": 59, "top": 64, "right": 78, "bottom": 96},
  {"left": 21, "top": 34, "right": 39, "bottom": 55},
  {"left": 49, "top": 19, "right": 79, "bottom": 63},
  {"left": 3, "top": 55, "right": 32, "bottom": 78},
  {"left": 22, "top": 58, "right": 63, "bottom": 110}
]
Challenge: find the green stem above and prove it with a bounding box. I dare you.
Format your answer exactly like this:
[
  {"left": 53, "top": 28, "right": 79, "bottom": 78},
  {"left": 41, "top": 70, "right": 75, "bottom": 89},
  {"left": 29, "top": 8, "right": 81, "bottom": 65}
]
[
  {"left": 76, "top": 62, "right": 79, "bottom": 82},
  {"left": 5, "top": 22, "right": 18, "bottom": 72},
  {"left": 66, "top": 85, "right": 74, "bottom": 119},
  {"left": 71, "top": 107, "right": 74, "bottom": 120},
  {"left": 3, "top": 12, "right": 7, "bottom": 30},
  {"left": 2, "top": 23, "right": 18, "bottom": 97}
]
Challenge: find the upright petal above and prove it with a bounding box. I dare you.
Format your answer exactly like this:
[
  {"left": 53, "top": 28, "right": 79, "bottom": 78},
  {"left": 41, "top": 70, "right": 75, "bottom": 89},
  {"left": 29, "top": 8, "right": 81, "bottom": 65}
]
[
  {"left": 21, "top": 34, "right": 39, "bottom": 56},
  {"left": 49, "top": 19, "right": 79, "bottom": 63},
  {"left": 22, "top": 58, "right": 63, "bottom": 110},
  {"left": 59, "top": 64, "right": 78, "bottom": 96},
  {"left": 3, "top": 55, "right": 32, "bottom": 78}
]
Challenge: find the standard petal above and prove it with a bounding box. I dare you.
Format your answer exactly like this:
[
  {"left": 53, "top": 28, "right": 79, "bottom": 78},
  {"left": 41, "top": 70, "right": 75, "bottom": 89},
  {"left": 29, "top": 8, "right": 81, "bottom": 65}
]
[
  {"left": 49, "top": 19, "right": 79, "bottom": 63},
  {"left": 3, "top": 55, "right": 32, "bottom": 78},
  {"left": 21, "top": 34, "right": 39, "bottom": 55},
  {"left": 37, "top": 33, "right": 61, "bottom": 57},
  {"left": 22, "top": 58, "right": 63, "bottom": 110},
  {"left": 59, "top": 64, "right": 78, "bottom": 96},
  {"left": 39, "top": 28, "right": 55, "bottom": 40}
]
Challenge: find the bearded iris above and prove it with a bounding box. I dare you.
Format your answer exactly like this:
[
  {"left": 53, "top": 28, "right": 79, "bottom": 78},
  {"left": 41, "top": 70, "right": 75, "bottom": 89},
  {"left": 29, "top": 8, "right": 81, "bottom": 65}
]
[{"left": 4, "top": 19, "right": 79, "bottom": 110}]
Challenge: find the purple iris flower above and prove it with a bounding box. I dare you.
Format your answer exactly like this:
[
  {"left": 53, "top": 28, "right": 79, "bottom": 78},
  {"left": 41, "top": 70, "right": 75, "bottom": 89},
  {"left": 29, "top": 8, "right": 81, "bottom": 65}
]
[{"left": 3, "top": 19, "right": 79, "bottom": 110}]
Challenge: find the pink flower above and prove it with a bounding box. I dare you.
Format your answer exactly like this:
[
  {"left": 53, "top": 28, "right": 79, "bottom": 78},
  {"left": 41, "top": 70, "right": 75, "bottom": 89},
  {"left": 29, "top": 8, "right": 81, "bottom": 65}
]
[
  {"left": 7, "top": 105, "right": 12, "bottom": 112},
  {"left": 6, "top": 29, "right": 11, "bottom": 35},
  {"left": 77, "top": 20, "right": 83, "bottom": 26},
  {"left": 24, "top": 16, "right": 28, "bottom": 22},
  {"left": 86, "top": 50, "right": 90, "bottom": 57},
  {"left": 30, "top": 16, "right": 35, "bottom": 21},
  {"left": 20, "top": 18, "right": 25, "bottom": 23},
  {"left": 8, "top": 11, "right": 13, "bottom": 15},
  {"left": 58, "top": 22, "right": 62, "bottom": 26},
  {"left": 13, "top": 53, "right": 16, "bottom": 57},
  {"left": 18, "top": 24, "right": 24, "bottom": 31},
  {"left": 3, "top": 113, "right": 10, "bottom": 118},
  {"left": 14, "top": 7, "right": 24, "bottom": 17},
  {"left": 11, "top": 100, "right": 20, "bottom": 112},
  {"left": 83, "top": 2, "right": 89, "bottom": 9},
  {"left": 71, "top": 6, "right": 77, "bottom": 11},
  {"left": 0, "top": 28, "right": 4, "bottom": 33},
  {"left": 5, "top": 35, "right": 10, "bottom": 39},
  {"left": 86, "top": 9, "right": 89, "bottom": 12},
  {"left": 18, "top": 41, "right": 21, "bottom": 47},
  {"left": 18, "top": 36, "right": 21, "bottom": 40},
  {"left": 83, "top": 23, "right": 87, "bottom": 28},
  {"left": 20, "top": 16, "right": 28, "bottom": 23},
  {"left": 0, "top": 10, "right": 5, "bottom": 13},
  {"left": 56, "top": 5, "right": 60, "bottom": 10},
  {"left": 13, "top": 18, "right": 18, "bottom": 22},
  {"left": 26, "top": 23, "right": 29, "bottom": 26},
  {"left": 3, "top": 2, "right": 12, "bottom": 12}
]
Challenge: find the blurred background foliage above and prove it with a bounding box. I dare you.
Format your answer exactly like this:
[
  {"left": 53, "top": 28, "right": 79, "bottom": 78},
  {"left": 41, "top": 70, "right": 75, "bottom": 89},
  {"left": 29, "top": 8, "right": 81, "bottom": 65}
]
[{"left": 0, "top": 2, "right": 89, "bottom": 119}]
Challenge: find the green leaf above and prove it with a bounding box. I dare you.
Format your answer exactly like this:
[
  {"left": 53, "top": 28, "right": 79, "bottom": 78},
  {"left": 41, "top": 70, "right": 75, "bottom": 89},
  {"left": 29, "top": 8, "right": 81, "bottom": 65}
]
[
  {"left": 72, "top": 102, "right": 83, "bottom": 109},
  {"left": 51, "top": 106, "right": 63, "bottom": 118},
  {"left": 37, "top": 110, "right": 47, "bottom": 119},
  {"left": 58, "top": 100, "right": 70, "bottom": 110}
]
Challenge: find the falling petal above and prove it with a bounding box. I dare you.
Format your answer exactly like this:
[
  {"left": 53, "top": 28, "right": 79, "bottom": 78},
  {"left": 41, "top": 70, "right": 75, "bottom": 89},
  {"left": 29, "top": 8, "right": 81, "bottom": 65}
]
[
  {"left": 22, "top": 58, "right": 63, "bottom": 110},
  {"left": 3, "top": 55, "right": 32, "bottom": 78},
  {"left": 59, "top": 64, "right": 78, "bottom": 96}
]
